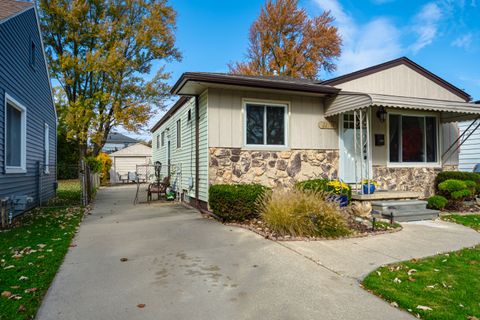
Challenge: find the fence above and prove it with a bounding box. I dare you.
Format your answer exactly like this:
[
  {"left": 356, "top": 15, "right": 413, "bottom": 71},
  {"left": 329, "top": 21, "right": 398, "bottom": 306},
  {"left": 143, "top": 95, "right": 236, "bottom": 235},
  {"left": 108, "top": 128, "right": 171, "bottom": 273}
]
[
  {"left": 39, "top": 160, "right": 99, "bottom": 208},
  {"left": 0, "top": 161, "right": 99, "bottom": 228}
]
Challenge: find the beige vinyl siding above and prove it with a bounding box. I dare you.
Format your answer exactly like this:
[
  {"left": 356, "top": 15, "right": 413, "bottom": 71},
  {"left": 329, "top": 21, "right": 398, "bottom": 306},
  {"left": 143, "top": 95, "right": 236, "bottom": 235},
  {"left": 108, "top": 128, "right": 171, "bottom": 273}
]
[
  {"left": 335, "top": 64, "right": 465, "bottom": 102},
  {"left": 151, "top": 93, "right": 209, "bottom": 202},
  {"left": 207, "top": 88, "right": 338, "bottom": 150}
]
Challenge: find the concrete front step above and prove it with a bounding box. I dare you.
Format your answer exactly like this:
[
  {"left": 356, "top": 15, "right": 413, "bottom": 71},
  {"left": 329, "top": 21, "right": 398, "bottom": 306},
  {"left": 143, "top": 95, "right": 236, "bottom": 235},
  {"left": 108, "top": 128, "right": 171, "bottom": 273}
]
[
  {"left": 371, "top": 200, "right": 428, "bottom": 214},
  {"left": 380, "top": 209, "right": 440, "bottom": 222},
  {"left": 371, "top": 199, "right": 439, "bottom": 222}
]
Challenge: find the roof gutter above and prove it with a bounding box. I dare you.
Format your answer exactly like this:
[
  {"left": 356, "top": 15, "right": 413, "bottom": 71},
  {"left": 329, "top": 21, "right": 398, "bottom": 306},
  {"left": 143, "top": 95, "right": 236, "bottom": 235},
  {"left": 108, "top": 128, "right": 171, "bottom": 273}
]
[{"left": 171, "top": 72, "right": 341, "bottom": 96}]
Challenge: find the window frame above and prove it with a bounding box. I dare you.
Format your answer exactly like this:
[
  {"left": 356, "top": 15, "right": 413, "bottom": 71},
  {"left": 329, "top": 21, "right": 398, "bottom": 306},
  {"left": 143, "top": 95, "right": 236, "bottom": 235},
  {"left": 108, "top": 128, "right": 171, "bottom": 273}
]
[
  {"left": 29, "top": 38, "right": 36, "bottom": 69},
  {"left": 156, "top": 134, "right": 160, "bottom": 149},
  {"left": 242, "top": 99, "right": 289, "bottom": 149},
  {"left": 176, "top": 119, "right": 181, "bottom": 149},
  {"left": 44, "top": 123, "right": 50, "bottom": 174},
  {"left": 4, "top": 94, "right": 27, "bottom": 174},
  {"left": 161, "top": 131, "right": 165, "bottom": 147},
  {"left": 386, "top": 112, "right": 440, "bottom": 168}
]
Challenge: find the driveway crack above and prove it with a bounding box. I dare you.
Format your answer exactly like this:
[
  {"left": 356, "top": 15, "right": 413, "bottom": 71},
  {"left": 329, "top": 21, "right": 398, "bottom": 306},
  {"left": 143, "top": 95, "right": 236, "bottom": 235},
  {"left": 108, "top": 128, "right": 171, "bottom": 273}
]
[{"left": 273, "top": 240, "right": 346, "bottom": 278}]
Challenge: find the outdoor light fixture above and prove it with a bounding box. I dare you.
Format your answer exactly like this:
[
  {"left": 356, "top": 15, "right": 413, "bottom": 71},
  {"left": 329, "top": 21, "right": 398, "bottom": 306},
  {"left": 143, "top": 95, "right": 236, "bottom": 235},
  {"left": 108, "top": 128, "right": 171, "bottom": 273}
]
[{"left": 376, "top": 106, "right": 387, "bottom": 122}]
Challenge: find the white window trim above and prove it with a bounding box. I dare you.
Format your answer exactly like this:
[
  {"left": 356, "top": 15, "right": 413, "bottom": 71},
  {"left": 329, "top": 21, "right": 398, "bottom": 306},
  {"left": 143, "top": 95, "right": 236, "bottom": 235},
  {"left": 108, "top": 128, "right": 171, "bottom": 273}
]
[
  {"left": 386, "top": 112, "right": 441, "bottom": 168},
  {"left": 44, "top": 123, "right": 50, "bottom": 174},
  {"left": 242, "top": 99, "right": 289, "bottom": 150},
  {"left": 4, "top": 94, "right": 27, "bottom": 174}
]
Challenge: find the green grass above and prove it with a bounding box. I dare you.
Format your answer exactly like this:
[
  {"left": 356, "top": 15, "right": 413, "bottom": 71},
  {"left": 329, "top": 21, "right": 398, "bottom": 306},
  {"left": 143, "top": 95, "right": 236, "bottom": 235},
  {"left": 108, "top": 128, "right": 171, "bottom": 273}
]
[
  {"left": 441, "top": 214, "right": 480, "bottom": 231},
  {"left": 363, "top": 214, "right": 480, "bottom": 320},
  {"left": 45, "top": 179, "right": 82, "bottom": 207},
  {"left": 0, "top": 181, "right": 85, "bottom": 320}
]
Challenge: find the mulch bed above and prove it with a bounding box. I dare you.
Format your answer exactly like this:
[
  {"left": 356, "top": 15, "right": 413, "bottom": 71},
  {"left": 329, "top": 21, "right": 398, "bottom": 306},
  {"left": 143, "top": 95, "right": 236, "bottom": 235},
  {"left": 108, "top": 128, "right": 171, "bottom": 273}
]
[{"left": 200, "top": 213, "right": 402, "bottom": 241}]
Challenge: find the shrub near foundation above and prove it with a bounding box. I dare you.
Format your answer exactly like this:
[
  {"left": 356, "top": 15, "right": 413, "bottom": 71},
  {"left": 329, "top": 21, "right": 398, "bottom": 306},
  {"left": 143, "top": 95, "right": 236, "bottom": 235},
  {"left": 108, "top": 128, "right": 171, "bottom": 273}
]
[
  {"left": 427, "top": 195, "right": 448, "bottom": 210},
  {"left": 435, "top": 171, "right": 480, "bottom": 194},
  {"left": 209, "top": 184, "right": 268, "bottom": 222},
  {"left": 438, "top": 179, "right": 473, "bottom": 210},
  {"left": 258, "top": 188, "right": 351, "bottom": 238}
]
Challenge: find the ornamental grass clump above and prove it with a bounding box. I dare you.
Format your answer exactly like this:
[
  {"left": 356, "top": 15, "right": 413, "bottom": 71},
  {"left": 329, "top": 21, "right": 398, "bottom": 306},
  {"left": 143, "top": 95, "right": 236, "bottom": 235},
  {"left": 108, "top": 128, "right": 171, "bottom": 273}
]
[{"left": 258, "top": 188, "right": 351, "bottom": 238}]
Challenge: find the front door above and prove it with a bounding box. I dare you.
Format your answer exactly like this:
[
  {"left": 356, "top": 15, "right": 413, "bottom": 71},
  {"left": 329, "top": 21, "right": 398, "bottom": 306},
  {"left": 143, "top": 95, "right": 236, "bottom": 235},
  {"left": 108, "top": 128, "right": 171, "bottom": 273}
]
[{"left": 340, "top": 113, "right": 369, "bottom": 183}]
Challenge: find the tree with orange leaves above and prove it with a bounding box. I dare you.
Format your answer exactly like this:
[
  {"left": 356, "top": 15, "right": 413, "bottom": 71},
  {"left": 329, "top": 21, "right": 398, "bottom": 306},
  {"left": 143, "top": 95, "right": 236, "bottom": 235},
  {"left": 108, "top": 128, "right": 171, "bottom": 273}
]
[{"left": 229, "top": 0, "right": 341, "bottom": 80}]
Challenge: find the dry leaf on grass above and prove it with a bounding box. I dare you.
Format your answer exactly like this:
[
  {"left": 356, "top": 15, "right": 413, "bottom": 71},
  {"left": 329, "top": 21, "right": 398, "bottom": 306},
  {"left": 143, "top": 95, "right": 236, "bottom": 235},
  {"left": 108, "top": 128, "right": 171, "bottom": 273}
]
[
  {"left": 417, "top": 305, "right": 433, "bottom": 311},
  {"left": 1, "top": 291, "right": 12, "bottom": 298}
]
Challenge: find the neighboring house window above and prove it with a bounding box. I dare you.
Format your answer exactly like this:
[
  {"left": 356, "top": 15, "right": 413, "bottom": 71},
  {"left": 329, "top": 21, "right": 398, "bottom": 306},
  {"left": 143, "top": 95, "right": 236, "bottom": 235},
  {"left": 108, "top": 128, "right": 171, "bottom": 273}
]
[
  {"left": 30, "top": 39, "right": 36, "bottom": 68},
  {"left": 44, "top": 124, "right": 50, "bottom": 173},
  {"left": 176, "top": 119, "right": 181, "bottom": 148},
  {"left": 156, "top": 134, "right": 160, "bottom": 149},
  {"left": 245, "top": 102, "right": 287, "bottom": 146},
  {"left": 161, "top": 131, "right": 165, "bottom": 147},
  {"left": 5, "top": 95, "right": 27, "bottom": 173},
  {"left": 389, "top": 114, "right": 438, "bottom": 164}
]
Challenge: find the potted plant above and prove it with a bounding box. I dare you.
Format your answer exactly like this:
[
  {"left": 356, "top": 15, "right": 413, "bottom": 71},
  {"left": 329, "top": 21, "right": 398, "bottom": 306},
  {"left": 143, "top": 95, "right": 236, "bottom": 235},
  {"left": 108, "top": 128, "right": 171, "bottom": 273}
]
[
  {"left": 327, "top": 180, "right": 351, "bottom": 207},
  {"left": 361, "top": 179, "right": 377, "bottom": 194}
]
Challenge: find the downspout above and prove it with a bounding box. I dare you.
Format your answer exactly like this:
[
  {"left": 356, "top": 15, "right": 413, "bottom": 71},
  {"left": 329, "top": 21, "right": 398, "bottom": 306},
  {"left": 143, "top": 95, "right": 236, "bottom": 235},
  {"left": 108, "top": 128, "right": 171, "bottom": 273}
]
[{"left": 195, "top": 95, "right": 200, "bottom": 209}]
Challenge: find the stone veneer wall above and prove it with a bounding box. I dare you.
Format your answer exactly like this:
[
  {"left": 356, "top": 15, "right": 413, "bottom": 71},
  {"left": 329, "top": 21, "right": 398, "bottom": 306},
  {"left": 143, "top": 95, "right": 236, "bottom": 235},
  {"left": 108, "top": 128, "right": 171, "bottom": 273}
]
[
  {"left": 373, "top": 165, "right": 458, "bottom": 198},
  {"left": 209, "top": 148, "right": 339, "bottom": 188}
]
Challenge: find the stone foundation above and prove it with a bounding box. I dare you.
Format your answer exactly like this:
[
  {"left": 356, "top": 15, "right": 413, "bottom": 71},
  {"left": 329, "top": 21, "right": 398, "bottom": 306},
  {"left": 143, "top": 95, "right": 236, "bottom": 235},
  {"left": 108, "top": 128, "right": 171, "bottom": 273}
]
[
  {"left": 209, "top": 148, "right": 339, "bottom": 188},
  {"left": 373, "top": 165, "right": 458, "bottom": 198}
]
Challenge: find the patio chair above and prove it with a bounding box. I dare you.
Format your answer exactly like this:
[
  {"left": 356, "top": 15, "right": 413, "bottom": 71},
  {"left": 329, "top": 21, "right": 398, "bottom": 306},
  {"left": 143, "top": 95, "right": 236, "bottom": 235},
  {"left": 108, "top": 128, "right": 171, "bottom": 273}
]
[{"left": 147, "top": 176, "right": 170, "bottom": 202}]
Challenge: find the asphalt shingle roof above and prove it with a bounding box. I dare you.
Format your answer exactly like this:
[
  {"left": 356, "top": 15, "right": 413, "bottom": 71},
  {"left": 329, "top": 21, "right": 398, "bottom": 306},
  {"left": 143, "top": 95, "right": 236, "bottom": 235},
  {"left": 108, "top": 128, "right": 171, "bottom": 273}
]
[
  {"left": 106, "top": 132, "right": 138, "bottom": 144},
  {"left": 0, "top": 0, "right": 33, "bottom": 23}
]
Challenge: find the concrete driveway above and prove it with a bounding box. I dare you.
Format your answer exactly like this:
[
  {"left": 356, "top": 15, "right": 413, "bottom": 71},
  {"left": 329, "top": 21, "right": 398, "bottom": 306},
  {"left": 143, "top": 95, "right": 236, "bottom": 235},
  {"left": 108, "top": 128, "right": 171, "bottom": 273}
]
[{"left": 37, "top": 185, "right": 480, "bottom": 320}]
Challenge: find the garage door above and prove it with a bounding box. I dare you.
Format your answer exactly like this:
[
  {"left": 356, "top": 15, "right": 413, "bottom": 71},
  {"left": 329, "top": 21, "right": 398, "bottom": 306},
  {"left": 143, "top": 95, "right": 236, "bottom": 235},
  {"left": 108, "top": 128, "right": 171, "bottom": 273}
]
[{"left": 113, "top": 156, "right": 150, "bottom": 175}]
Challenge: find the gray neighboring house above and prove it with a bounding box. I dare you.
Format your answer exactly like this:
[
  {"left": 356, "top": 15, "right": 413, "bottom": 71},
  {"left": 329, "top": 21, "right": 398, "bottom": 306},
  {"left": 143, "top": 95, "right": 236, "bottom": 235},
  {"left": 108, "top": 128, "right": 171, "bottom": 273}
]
[
  {"left": 459, "top": 100, "right": 480, "bottom": 172},
  {"left": 102, "top": 132, "right": 138, "bottom": 154},
  {"left": 0, "top": 0, "right": 57, "bottom": 215}
]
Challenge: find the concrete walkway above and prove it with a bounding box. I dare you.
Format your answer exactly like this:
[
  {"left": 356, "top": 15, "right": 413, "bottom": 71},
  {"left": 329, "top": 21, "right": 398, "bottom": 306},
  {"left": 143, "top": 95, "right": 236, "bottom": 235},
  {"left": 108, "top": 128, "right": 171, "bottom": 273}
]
[{"left": 37, "top": 185, "right": 480, "bottom": 320}]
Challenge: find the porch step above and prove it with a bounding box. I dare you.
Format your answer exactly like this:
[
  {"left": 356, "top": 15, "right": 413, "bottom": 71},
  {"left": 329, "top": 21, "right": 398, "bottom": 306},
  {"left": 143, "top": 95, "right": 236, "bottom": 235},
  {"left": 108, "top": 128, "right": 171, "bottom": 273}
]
[
  {"left": 371, "top": 200, "right": 428, "bottom": 213},
  {"left": 371, "top": 199, "right": 439, "bottom": 222},
  {"left": 378, "top": 209, "right": 440, "bottom": 222}
]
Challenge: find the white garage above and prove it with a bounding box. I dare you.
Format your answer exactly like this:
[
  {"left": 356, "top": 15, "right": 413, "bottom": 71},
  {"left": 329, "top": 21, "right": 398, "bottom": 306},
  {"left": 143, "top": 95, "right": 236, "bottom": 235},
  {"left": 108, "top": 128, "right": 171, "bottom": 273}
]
[{"left": 110, "top": 143, "right": 152, "bottom": 183}]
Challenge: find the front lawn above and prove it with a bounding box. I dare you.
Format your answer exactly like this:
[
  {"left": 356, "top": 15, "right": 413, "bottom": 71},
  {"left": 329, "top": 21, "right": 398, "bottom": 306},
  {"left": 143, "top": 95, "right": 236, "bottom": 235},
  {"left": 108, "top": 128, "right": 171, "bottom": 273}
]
[
  {"left": 363, "top": 214, "right": 480, "bottom": 320},
  {"left": 441, "top": 214, "right": 480, "bottom": 231},
  {"left": 0, "top": 181, "right": 85, "bottom": 320}
]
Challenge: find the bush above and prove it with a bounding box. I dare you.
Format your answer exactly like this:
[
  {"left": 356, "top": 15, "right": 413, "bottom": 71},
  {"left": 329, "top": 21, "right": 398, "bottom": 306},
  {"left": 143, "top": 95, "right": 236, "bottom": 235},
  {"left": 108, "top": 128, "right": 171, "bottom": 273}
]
[
  {"left": 464, "top": 180, "right": 477, "bottom": 197},
  {"left": 258, "top": 188, "right": 351, "bottom": 238},
  {"left": 438, "top": 179, "right": 472, "bottom": 209},
  {"left": 296, "top": 179, "right": 352, "bottom": 200},
  {"left": 435, "top": 171, "right": 480, "bottom": 195},
  {"left": 96, "top": 153, "right": 112, "bottom": 185},
  {"left": 209, "top": 184, "right": 268, "bottom": 222},
  {"left": 85, "top": 156, "right": 102, "bottom": 173},
  {"left": 427, "top": 195, "right": 448, "bottom": 210}
]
